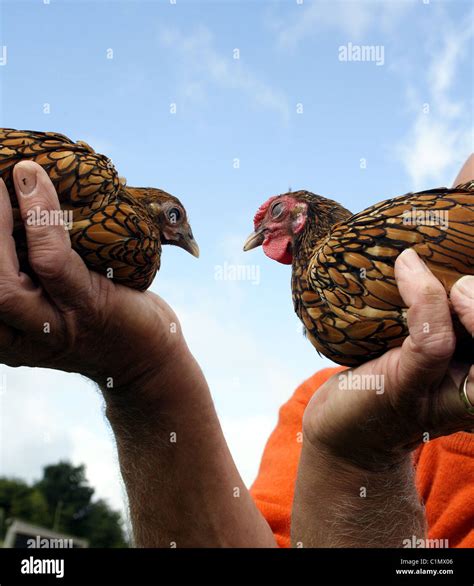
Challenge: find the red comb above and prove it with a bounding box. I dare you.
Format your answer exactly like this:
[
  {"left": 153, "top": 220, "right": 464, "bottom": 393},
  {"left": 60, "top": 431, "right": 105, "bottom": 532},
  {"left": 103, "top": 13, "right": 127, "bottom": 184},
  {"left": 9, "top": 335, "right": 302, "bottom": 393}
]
[{"left": 254, "top": 196, "right": 277, "bottom": 229}]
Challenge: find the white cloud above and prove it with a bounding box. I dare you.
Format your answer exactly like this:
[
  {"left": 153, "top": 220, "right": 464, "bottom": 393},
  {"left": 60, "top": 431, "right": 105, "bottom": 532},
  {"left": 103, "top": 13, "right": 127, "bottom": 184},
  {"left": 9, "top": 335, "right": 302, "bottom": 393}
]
[
  {"left": 397, "top": 119, "right": 470, "bottom": 190},
  {"left": 276, "top": 0, "right": 413, "bottom": 48},
  {"left": 159, "top": 26, "right": 290, "bottom": 122},
  {"left": 396, "top": 18, "right": 474, "bottom": 189},
  {"left": 0, "top": 367, "right": 126, "bottom": 516}
]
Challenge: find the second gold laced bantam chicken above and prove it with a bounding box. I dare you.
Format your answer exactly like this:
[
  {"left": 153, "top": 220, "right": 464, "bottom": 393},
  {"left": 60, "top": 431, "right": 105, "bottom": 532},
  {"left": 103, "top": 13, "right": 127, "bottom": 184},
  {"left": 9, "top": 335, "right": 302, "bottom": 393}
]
[
  {"left": 0, "top": 128, "right": 199, "bottom": 290},
  {"left": 244, "top": 183, "right": 474, "bottom": 366}
]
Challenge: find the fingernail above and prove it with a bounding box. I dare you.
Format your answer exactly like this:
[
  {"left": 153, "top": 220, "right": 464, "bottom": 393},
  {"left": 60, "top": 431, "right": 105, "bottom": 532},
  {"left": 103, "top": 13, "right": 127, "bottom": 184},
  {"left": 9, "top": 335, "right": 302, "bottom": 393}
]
[
  {"left": 18, "top": 166, "right": 37, "bottom": 196},
  {"left": 398, "top": 248, "right": 428, "bottom": 273},
  {"left": 452, "top": 275, "right": 474, "bottom": 299}
]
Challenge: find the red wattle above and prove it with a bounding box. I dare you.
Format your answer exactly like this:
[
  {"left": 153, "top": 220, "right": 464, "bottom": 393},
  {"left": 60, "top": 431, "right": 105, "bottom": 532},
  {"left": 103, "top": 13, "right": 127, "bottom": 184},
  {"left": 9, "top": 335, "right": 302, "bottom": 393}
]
[{"left": 263, "top": 236, "right": 293, "bottom": 264}]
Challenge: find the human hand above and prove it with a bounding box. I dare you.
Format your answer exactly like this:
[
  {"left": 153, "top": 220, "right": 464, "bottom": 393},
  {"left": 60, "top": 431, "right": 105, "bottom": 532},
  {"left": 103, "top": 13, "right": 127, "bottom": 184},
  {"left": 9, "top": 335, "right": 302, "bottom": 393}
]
[
  {"left": 303, "top": 251, "right": 473, "bottom": 468},
  {"left": 0, "top": 161, "right": 183, "bottom": 390},
  {"left": 303, "top": 157, "right": 474, "bottom": 469}
]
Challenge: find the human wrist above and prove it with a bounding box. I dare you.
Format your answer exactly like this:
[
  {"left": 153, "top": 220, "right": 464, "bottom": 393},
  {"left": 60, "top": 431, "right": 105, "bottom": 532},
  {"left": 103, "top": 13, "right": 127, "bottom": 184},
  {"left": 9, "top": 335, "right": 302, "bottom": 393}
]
[
  {"left": 301, "top": 399, "right": 411, "bottom": 473},
  {"left": 87, "top": 290, "right": 184, "bottom": 393},
  {"left": 302, "top": 429, "right": 413, "bottom": 479},
  {"left": 100, "top": 332, "right": 189, "bottom": 402},
  {"left": 101, "top": 334, "right": 213, "bottom": 440},
  {"left": 292, "top": 435, "right": 425, "bottom": 547}
]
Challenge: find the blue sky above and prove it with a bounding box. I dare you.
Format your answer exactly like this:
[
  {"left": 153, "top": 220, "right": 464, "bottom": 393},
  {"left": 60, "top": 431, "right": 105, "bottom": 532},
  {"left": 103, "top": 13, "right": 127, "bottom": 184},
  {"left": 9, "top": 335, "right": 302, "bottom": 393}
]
[{"left": 0, "top": 0, "right": 472, "bottom": 522}]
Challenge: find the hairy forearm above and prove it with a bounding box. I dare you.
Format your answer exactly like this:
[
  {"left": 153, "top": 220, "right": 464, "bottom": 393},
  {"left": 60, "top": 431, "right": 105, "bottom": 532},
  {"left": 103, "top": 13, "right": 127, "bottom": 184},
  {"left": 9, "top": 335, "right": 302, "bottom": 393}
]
[
  {"left": 291, "top": 438, "right": 426, "bottom": 548},
  {"left": 102, "top": 339, "right": 276, "bottom": 548}
]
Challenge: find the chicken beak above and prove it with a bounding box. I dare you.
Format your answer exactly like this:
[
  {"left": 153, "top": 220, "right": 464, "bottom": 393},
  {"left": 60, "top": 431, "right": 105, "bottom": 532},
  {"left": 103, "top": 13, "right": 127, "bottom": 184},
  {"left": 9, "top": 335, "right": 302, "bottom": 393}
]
[
  {"left": 243, "top": 230, "right": 265, "bottom": 252},
  {"left": 179, "top": 233, "right": 200, "bottom": 258},
  {"left": 162, "top": 223, "right": 200, "bottom": 258}
]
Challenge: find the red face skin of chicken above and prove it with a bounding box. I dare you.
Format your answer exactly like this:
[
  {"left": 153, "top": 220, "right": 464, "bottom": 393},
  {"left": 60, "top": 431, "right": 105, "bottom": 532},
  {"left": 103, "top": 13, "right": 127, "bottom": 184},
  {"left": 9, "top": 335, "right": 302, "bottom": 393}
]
[{"left": 252, "top": 195, "right": 308, "bottom": 264}]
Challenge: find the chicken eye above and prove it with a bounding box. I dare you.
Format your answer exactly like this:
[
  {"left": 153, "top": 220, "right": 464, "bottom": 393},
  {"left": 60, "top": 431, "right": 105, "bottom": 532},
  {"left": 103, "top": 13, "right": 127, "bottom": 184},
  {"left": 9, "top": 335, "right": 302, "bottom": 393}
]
[
  {"left": 271, "top": 202, "right": 284, "bottom": 219},
  {"left": 167, "top": 207, "right": 182, "bottom": 224}
]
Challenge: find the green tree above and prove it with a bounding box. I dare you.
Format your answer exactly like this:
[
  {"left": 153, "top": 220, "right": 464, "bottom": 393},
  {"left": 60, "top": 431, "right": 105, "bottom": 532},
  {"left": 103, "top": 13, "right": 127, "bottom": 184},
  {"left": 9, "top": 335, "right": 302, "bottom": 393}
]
[
  {"left": 75, "top": 499, "right": 127, "bottom": 548},
  {"left": 0, "top": 461, "right": 128, "bottom": 547},
  {"left": 35, "top": 462, "right": 94, "bottom": 534},
  {"left": 0, "top": 478, "right": 50, "bottom": 537}
]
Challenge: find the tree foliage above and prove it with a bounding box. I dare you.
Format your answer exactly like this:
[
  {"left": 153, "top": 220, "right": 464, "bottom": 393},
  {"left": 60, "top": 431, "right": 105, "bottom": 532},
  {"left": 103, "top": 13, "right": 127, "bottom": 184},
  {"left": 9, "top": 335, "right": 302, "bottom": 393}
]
[{"left": 0, "top": 462, "right": 128, "bottom": 547}]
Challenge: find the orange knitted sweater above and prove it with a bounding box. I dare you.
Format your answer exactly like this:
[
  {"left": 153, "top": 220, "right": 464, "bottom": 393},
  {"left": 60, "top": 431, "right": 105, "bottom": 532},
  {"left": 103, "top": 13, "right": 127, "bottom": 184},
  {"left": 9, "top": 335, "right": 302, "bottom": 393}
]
[{"left": 250, "top": 367, "right": 474, "bottom": 548}]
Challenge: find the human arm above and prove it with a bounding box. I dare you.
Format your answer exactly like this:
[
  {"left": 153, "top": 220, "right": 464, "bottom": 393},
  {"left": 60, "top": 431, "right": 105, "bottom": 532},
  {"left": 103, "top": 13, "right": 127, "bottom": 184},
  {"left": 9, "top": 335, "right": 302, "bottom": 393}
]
[
  {"left": 0, "top": 161, "right": 276, "bottom": 547},
  {"left": 291, "top": 156, "right": 474, "bottom": 547}
]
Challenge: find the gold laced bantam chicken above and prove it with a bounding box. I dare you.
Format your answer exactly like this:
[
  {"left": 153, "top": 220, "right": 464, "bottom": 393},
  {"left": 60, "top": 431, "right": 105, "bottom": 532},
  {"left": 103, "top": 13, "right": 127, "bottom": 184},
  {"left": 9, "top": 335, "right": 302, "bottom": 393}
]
[
  {"left": 0, "top": 128, "right": 199, "bottom": 290},
  {"left": 244, "top": 183, "right": 474, "bottom": 366}
]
